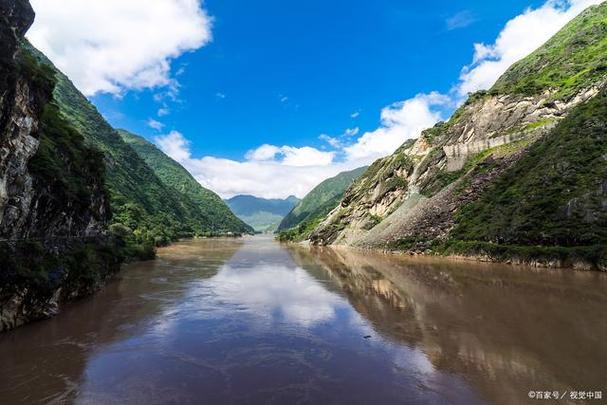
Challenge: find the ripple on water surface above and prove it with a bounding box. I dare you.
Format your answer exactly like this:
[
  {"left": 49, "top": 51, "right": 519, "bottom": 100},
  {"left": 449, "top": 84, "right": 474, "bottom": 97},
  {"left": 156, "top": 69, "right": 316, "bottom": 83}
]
[{"left": 0, "top": 236, "right": 606, "bottom": 404}]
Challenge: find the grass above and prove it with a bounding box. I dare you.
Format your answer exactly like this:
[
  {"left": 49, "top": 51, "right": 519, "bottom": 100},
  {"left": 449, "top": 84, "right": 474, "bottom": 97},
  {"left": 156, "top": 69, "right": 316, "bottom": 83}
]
[
  {"left": 490, "top": 3, "right": 607, "bottom": 99},
  {"left": 451, "top": 89, "right": 607, "bottom": 247},
  {"left": 21, "top": 42, "right": 252, "bottom": 260},
  {"left": 278, "top": 167, "right": 367, "bottom": 232}
]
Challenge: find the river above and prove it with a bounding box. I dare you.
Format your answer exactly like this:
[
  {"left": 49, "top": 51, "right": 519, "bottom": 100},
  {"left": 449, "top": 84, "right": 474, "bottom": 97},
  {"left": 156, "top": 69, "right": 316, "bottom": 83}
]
[{"left": 1, "top": 236, "right": 606, "bottom": 404}]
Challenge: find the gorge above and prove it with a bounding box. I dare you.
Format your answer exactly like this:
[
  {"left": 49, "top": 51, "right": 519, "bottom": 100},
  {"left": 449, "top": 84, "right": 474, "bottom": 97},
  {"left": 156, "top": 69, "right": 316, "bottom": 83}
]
[{"left": 1, "top": 0, "right": 607, "bottom": 403}]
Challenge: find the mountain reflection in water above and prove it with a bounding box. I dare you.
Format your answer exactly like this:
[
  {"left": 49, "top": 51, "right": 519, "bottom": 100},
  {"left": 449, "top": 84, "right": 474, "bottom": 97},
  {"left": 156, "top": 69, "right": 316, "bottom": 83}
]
[{"left": 1, "top": 236, "right": 605, "bottom": 404}]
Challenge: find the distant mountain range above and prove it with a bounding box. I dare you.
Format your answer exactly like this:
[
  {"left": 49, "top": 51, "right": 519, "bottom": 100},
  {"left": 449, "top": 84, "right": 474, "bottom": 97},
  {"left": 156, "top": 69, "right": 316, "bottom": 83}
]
[{"left": 226, "top": 195, "right": 300, "bottom": 232}]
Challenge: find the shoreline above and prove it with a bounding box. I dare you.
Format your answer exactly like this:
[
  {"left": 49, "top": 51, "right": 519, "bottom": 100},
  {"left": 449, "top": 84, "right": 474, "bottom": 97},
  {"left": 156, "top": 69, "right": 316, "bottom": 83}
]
[{"left": 291, "top": 239, "right": 607, "bottom": 272}]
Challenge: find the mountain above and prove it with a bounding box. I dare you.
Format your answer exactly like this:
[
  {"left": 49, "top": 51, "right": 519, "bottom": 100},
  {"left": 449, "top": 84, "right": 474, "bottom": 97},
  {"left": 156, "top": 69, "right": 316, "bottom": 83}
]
[
  {"left": 0, "top": 0, "right": 120, "bottom": 330},
  {"left": 118, "top": 130, "right": 253, "bottom": 235},
  {"left": 0, "top": 0, "right": 252, "bottom": 330},
  {"left": 309, "top": 2, "right": 607, "bottom": 270},
  {"left": 277, "top": 167, "right": 367, "bottom": 241},
  {"left": 23, "top": 41, "right": 252, "bottom": 245},
  {"left": 226, "top": 195, "right": 300, "bottom": 232}
]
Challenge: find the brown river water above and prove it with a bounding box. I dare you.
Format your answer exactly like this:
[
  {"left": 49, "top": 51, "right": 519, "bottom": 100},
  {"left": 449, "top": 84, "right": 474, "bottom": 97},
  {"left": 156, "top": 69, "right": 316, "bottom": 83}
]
[{"left": 1, "top": 236, "right": 606, "bottom": 404}]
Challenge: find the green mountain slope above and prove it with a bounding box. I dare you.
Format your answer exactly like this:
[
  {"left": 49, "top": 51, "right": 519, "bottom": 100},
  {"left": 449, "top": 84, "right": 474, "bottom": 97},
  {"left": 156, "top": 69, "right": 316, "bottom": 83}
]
[
  {"left": 277, "top": 166, "right": 367, "bottom": 241},
  {"left": 25, "top": 43, "right": 251, "bottom": 249},
  {"left": 449, "top": 89, "right": 607, "bottom": 252},
  {"left": 119, "top": 130, "right": 252, "bottom": 235},
  {"left": 1, "top": 1, "right": 121, "bottom": 330},
  {"left": 308, "top": 2, "right": 607, "bottom": 269},
  {"left": 491, "top": 3, "right": 607, "bottom": 98},
  {"left": 225, "top": 195, "right": 299, "bottom": 232}
]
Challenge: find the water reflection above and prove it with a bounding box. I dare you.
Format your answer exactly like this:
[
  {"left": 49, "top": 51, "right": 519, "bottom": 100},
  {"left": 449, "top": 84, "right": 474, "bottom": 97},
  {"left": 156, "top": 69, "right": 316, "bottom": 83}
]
[
  {"left": 0, "top": 237, "right": 605, "bottom": 404},
  {"left": 288, "top": 245, "right": 607, "bottom": 404}
]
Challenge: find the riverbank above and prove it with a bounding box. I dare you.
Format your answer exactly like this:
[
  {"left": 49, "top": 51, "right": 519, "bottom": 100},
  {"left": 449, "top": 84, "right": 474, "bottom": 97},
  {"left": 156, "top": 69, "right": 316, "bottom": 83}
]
[
  {"left": 0, "top": 233, "right": 250, "bottom": 332},
  {"left": 284, "top": 237, "right": 607, "bottom": 272},
  {"left": 3, "top": 237, "right": 606, "bottom": 404}
]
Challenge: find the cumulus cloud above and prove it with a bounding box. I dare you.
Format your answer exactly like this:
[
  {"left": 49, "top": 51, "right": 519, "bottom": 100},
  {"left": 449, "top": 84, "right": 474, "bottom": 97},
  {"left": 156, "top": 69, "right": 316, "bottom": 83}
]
[
  {"left": 155, "top": 130, "right": 193, "bottom": 162},
  {"left": 246, "top": 144, "right": 335, "bottom": 167},
  {"left": 155, "top": 131, "right": 351, "bottom": 198},
  {"left": 344, "top": 92, "right": 451, "bottom": 161},
  {"left": 27, "top": 0, "right": 213, "bottom": 96},
  {"left": 456, "top": 0, "right": 604, "bottom": 96},
  {"left": 162, "top": 0, "right": 603, "bottom": 198}
]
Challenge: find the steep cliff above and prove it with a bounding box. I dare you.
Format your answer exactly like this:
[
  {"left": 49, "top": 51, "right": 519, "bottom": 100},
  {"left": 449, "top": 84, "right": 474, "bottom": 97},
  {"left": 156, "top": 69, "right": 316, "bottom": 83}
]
[
  {"left": 0, "top": 0, "right": 120, "bottom": 331},
  {"left": 277, "top": 166, "right": 367, "bottom": 241},
  {"left": 19, "top": 44, "right": 254, "bottom": 249},
  {"left": 310, "top": 3, "right": 607, "bottom": 269}
]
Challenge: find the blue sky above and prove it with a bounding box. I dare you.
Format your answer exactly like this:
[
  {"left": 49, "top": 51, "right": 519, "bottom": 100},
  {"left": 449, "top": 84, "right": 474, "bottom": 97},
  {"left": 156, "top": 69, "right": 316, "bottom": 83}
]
[
  {"left": 93, "top": 0, "right": 542, "bottom": 159},
  {"left": 28, "top": 0, "right": 602, "bottom": 198}
]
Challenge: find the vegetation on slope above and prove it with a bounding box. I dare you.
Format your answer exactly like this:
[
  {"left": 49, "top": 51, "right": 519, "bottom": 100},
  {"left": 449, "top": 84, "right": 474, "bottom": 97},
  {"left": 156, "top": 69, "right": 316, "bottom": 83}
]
[
  {"left": 23, "top": 43, "right": 250, "bottom": 257},
  {"left": 277, "top": 167, "right": 367, "bottom": 241},
  {"left": 491, "top": 2, "right": 607, "bottom": 98},
  {"left": 451, "top": 90, "right": 607, "bottom": 246},
  {"left": 1, "top": 42, "right": 121, "bottom": 316},
  {"left": 119, "top": 130, "right": 253, "bottom": 235},
  {"left": 387, "top": 88, "right": 607, "bottom": 268}
]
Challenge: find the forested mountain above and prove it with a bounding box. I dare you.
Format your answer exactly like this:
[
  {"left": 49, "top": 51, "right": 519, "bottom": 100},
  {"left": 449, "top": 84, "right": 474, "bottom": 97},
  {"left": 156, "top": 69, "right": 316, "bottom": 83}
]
[
  {"left": 119, "top": 130, "right": 253, "bottom": 236},
  {"left": 0, "top": 0, "right": 252, "bottom": 330},
  {"left": 309, "top": 2, "right": 607, "bottom": 270},
  {"left": 277, "top": 167, "right": 367, "bottom": 241},
  {"left": 26, "top": 46, "right": 253, "bottom": 245}
]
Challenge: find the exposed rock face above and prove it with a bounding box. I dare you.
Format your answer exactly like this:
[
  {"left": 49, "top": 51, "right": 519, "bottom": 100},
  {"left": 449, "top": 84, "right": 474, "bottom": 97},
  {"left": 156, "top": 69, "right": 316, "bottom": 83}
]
[
  {"left": 0, "top": 0, "right": 119, "bottom": 331},
  {"left": 310, "top": 82, "right": 606, "bottom": 264},
  {"left": 310, "top": 2, "right": 607, "bottom": 265},
  {"left": 310, "top": 89, "right": 587, "bottom": 244},
  {"left": 0, "top": 0, "right": 38, "bottom": 233},
  {"left": 310, "top": 0, "right": 607, "bottom": 259}
]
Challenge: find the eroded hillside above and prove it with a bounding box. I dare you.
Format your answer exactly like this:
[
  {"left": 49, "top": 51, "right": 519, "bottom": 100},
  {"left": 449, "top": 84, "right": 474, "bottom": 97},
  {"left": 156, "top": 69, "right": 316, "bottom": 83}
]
[{"left": 309, "top": 2, "right": 607, "bottom": 269}]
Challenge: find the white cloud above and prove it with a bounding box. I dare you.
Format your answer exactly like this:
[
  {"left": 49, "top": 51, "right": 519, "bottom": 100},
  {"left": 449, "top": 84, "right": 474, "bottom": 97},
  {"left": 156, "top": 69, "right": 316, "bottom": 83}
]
[
  {"left": 147, "top": 119, "right": 165, "bottom": 131},
  {"left": 155, "top": 131, "right": 351, "bottom": 198},
  {"left": 245, "top": 144, "right": 282, "bottom": 161},
  {"left": 319, "top": 134, "right": 341, "bottom": 148},
  {"left": 457, "top": 0, "right": 604, "bottom": 96},
  {"left": 215, "top": 92, "right": 226, "bottom": 99},
  {"left": 446, "top": 10, "right": 476, "bottom": 31},
  {"left": 344, "top": 92, "right": 451, "bottom": 161},
  {"left": 27, "top": 0, "right": 213, "bottom": 96},
  {"left": 155, "top": 130, "right": 193, "bottom": 162},
  {"left": 210, "top": 264, "right": 347, "bottom": 327},
  {"left": 245, "top": 144, "right": 335, "bottom": 167},
  {"left": 42, "top": 0, "right": 601, "bottom": 200},
  {"left": 344, "top": 127, "right": 360, "bottom": 137}
]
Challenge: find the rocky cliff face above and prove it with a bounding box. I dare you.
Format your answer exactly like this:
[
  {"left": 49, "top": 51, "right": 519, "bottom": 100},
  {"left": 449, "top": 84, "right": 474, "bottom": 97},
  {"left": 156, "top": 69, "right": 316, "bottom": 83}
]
[
  {"left": 0, "top": 0, "right": 119, "bottom": 331},
  {"left": 0, "top": 0, "right": 42, "bottom": 236},
  {"left": 310, "top": 87, "right": 599, "bottom": 246},
  {"left": 310, "top": 3, "right": 607, "bottom": 269}
]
